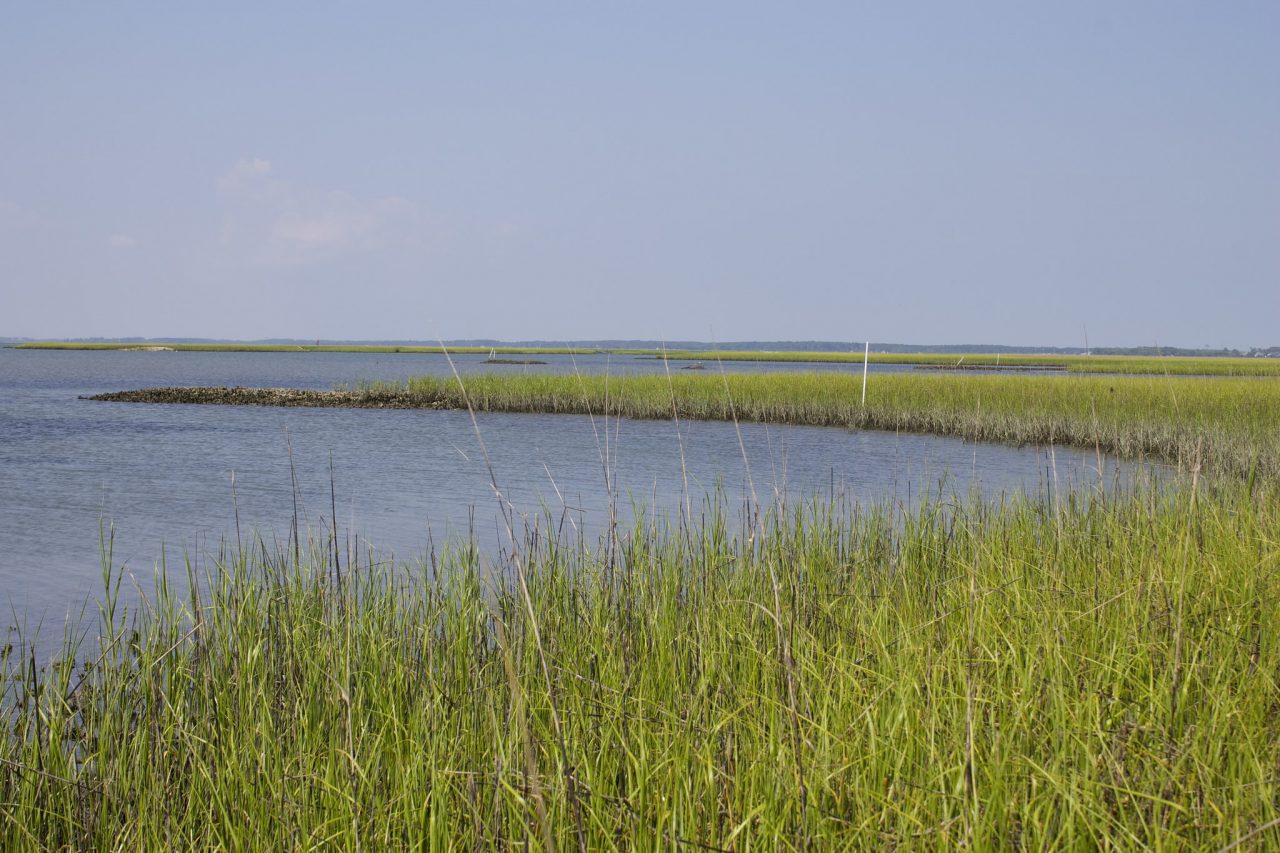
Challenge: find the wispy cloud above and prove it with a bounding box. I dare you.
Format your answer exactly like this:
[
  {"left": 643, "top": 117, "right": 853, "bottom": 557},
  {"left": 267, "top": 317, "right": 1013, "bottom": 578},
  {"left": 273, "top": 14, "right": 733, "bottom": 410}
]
[
  {"left": 0, "top": 199, "right": 53, "bottom": 233},
  {"left": 216, "top": 158, "right": 430, "bottom": 265},
  {"left": 217, "top": 157, "right": 273, "bottom": 191}
]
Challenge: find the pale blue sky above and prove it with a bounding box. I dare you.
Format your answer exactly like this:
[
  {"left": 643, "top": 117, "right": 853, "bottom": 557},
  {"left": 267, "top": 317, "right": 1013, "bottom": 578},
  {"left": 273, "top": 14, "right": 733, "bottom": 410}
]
[{"left": 2, "top": 3, "right": 1276, "bottom": 346}]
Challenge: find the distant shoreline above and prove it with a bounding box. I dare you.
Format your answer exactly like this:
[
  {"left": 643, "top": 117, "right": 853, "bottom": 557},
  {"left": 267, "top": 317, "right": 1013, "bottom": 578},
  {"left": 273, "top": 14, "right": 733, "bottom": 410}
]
[
  {"left": 11, "top": 339, "right": 1277, "bottom": 359},
  {"left": 28, "top": 341, "right": 1280, "bottom": 376}
]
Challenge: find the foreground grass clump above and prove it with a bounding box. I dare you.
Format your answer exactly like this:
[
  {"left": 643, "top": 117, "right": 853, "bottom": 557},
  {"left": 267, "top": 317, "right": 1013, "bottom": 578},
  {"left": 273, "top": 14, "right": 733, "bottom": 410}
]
[
  {"left": 388, "top": 371, "right": 1280, "bottom": 478},
  {"left": 3, "top": 479, "right": 1280, "bottom": 848}
]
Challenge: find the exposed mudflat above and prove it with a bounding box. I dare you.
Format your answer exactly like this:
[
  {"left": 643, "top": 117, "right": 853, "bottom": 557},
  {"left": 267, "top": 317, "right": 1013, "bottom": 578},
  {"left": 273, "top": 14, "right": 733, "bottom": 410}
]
[{"left": 83, "top": 386, "right": 447, "bottom": 409}]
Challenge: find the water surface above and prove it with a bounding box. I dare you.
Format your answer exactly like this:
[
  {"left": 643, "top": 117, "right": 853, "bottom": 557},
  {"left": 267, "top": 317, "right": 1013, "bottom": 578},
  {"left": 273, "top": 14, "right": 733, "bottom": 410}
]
[{"left": 1, "top": 348, "right": 1135, "bottom": 635}]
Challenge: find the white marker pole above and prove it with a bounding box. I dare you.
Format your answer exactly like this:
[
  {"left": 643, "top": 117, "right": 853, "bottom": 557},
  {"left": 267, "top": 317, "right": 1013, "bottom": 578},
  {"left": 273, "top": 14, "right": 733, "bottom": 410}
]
[{"left": 861, "top": 341, "right": 870, "bottom": 406}]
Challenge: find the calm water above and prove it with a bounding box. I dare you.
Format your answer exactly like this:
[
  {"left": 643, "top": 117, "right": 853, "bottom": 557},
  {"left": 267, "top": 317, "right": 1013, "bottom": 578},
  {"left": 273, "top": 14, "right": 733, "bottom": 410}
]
[{"left": 1, "top": 348, "right": 1128, "bottom": 633}]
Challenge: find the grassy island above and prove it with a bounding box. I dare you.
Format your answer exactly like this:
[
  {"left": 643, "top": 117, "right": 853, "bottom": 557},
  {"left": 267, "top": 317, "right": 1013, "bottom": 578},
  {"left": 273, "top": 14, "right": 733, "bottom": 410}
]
[{"left": 93, "top": 371, "right": 1280, "bottom": 478}]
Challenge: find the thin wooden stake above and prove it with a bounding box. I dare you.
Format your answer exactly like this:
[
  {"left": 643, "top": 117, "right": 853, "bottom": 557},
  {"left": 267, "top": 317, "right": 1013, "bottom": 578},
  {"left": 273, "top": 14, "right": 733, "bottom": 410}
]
[{"left": 861, "top": 341, "right": 870, "bottom": 406}]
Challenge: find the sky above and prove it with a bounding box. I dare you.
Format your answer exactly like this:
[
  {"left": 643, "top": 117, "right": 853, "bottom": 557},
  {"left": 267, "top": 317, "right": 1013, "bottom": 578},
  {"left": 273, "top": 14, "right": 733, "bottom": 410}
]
[{"left": 1, "top": 3, "right": 1277, "bottom": 347}]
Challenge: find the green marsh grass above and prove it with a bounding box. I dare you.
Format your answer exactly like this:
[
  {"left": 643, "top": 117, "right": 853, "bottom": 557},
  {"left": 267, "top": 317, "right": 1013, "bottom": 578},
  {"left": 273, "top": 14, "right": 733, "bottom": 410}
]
[{"left": 3, "top": 478, "right": 1280, "bottom": 848}]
